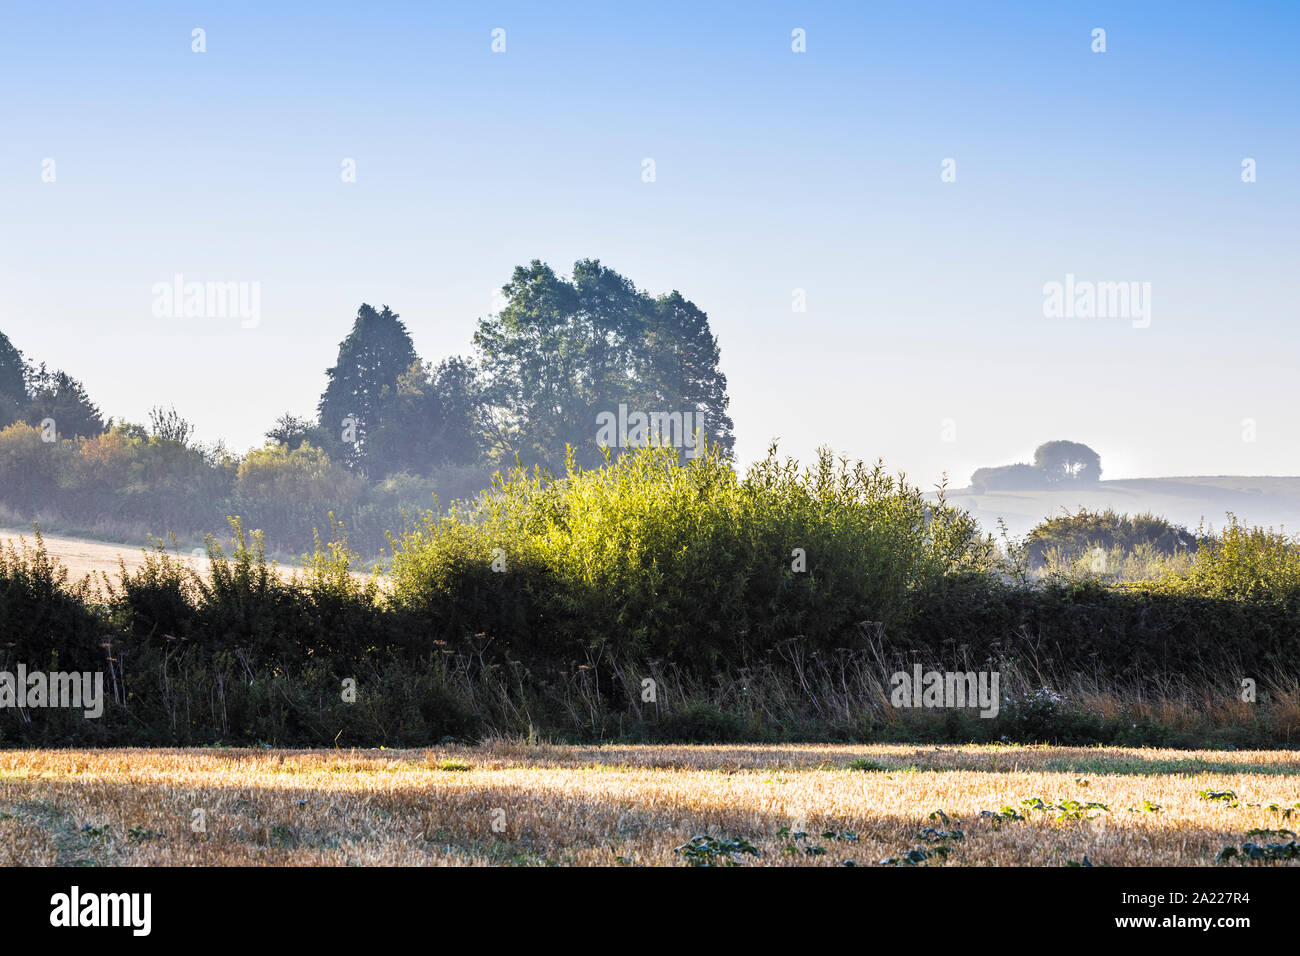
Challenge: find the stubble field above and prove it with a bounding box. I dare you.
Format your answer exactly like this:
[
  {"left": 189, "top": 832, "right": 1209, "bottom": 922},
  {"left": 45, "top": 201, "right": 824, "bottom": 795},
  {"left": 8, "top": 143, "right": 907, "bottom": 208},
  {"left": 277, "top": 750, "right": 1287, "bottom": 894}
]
[{"left": 0, "top": 743, "right": 1296, "bottom": 867}]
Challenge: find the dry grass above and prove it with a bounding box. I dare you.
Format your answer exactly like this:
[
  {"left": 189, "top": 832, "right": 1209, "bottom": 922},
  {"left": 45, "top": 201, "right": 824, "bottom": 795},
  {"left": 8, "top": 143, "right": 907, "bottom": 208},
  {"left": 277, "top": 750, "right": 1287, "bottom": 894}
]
[{"left": 0, "top": 743, "right": 1296, "bottom": 866}]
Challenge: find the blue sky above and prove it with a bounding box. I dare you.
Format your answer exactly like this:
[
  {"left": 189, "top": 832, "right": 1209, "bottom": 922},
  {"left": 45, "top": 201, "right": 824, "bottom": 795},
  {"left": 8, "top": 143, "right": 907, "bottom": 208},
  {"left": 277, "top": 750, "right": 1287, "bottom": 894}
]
[{"left": 2, "top": 1, "right": 1297, "bottom": 487}]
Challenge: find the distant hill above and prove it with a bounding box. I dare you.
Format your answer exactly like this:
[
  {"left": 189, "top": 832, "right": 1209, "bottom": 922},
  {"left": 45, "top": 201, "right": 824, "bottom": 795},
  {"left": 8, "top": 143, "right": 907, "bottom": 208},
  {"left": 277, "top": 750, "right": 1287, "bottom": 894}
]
[{"left": 941, "top": 476, "right": 1300, "bottom": 539}]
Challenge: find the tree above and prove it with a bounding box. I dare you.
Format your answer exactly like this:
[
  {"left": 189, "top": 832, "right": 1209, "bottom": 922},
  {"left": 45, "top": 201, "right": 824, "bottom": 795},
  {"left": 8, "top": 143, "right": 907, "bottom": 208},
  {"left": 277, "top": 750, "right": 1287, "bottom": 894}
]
[
  {"left": 236, "top": 442, "right": 360, "bottom": 505},
  {"left": 24, "top": 364, "right": 107, "bottom": 439},
  {"left": 1033, "top": 440, "right": 1102, "bottom": 484},
  {"left": 640, "top": 291, "right": 735, "bottom": 457},
  {"left": 317, "top": 304, "right": 418, "bottom": 470},
  {"left": 426, "top": 356, "right": 488, "bottom": 467},
  {"left": 474, "top": 260, "right": 617, "bottom": 470},
  {"left": 367, "top": 357, "right": 486, "bottom": 476},
  {"left": 0, "top": 423, "right": 64, "bottom": 511},
  {"left": 473, "top": 259, "right": 734, "bottom": 471},
  {"left": 0, "top": 331, "right": 25, "bottom": 429},
  {"left": 149, "top": 405, "right": 195, "bottom": 446},
  {"left": 266, "top": 413, "right": 330, "bottom": 450}
]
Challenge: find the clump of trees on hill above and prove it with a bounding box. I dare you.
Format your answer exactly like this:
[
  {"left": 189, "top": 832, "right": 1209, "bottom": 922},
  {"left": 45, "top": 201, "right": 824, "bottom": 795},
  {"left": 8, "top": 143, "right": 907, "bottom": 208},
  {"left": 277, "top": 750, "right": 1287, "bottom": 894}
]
[
  {"left": 971, "top": 440, "right": 1102, "bottom": 491},
  {"left": 0, "top": 260, "right": 734, "bottom": 556}
]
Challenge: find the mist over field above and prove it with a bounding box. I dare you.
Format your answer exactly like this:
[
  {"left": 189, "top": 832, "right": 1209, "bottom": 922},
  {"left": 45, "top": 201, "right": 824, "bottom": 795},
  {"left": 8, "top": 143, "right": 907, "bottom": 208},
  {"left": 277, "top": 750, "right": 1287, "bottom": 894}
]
[{"left": 947, "top": 476, "right": 1300, "bottom": 541}]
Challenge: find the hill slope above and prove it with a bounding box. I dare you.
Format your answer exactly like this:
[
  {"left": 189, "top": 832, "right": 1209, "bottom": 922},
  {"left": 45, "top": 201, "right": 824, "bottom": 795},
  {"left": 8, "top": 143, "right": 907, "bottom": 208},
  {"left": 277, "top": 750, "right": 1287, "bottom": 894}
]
[{"left": 943, "top": 476, "right": 1300, "bottom": 539}]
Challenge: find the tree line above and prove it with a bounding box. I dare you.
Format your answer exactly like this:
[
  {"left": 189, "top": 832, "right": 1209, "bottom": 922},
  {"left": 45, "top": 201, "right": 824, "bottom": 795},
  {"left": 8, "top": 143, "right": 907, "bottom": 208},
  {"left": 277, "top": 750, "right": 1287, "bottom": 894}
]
[
  {"left": 300, "top": 258, "right": 733, "bottom": 477},
  {"left": 0, "top": 259, "right": 733, "bottom": 554}
]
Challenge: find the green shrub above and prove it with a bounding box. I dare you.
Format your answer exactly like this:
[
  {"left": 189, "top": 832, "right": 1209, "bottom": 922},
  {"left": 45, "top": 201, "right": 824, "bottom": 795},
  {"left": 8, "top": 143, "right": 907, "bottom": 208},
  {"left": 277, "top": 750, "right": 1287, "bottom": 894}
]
[
  {"left": 1176, "top": 517, "right": 1300, "bottom": 600},
  {"left": 1026, "top": 508, "right": 1198, "bottom": 569},
  {"left": 0, "top": 528, "right": 106, "bottom": 670},
  {"left": 389, "top": 442, "right": 996, "bottom": 669},
  {"left": 0, "top": 424, "right": 65, "bottom": 512}
]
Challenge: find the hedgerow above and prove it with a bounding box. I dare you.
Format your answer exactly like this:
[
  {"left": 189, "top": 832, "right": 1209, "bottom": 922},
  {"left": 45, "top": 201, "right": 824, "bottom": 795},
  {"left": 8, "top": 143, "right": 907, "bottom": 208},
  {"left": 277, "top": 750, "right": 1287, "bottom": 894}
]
[{"left": 0, "top": 444, "right": 1298, "bottom": 747}]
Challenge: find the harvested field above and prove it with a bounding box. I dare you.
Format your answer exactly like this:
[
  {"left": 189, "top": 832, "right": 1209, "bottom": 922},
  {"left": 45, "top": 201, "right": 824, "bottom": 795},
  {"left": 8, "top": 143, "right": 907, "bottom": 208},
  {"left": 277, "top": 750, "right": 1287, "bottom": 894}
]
[
  {"left": 0, "top": 527, "right": 192, "bottom": 583},
  {"left": 0, "top": 743, "right": 1296, "bottom": 866},
  {"left": 0, "top": 526, "right": 379, "bottom": 586}
]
